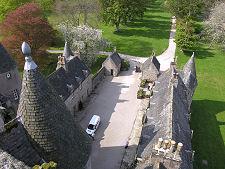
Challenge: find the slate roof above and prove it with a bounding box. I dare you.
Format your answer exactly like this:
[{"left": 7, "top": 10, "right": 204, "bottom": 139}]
[
  {"left": 17, "top": 55, "right": 91, "bottom": 169},
  {"left": 110, "top": 52, "right": 121, "bottom": 66},
  {"left": 136, "top": 68, "right": 194, "bottom": 169},
  {"left": 0, "top": 42, "right": 17, "bottom": 74},
  {"left": 142, "top": 56, "right": 160, "bottom": 72},
  {"left": 48, "top": 57, "right": 91, "bottom": 101},
  {"left": 0, "top": 118, "right": 42, "bottom": 168}
]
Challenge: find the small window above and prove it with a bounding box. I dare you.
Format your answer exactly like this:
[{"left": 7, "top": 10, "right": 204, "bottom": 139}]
[
  {"left": 12, "top": 89, "right": 19, "bottom": 100},
  {"left": 6, "top": 73, "right": 11, "bottom": 79}
]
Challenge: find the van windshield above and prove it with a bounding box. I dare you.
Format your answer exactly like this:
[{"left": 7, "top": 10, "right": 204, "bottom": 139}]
[{"left": 88, "top": 124, "right": 94, "bottom": 130}]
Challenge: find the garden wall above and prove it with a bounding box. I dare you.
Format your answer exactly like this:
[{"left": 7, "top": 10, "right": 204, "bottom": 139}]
[{"left": 92, "top": 67, "right": 105, "bottom": 89}]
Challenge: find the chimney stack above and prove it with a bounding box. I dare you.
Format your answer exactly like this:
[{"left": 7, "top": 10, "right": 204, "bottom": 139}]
[
  {"left": 163, "top": 140, "right": 169, "bottom": 150},
  {"left": 170, "top": 62, "right": 177, "bottom": 69},
  {"left": 169, "top": 140, "right": 176, "bottom": 153},
  {"left": 175, "top": 142, "right": 183, "bottom": 155},
  {"left": 157, "top": 138, "right": 163, "bottom": 149},
  {"left": 56, "top": 55, "right": 68, "bottom": 71}
]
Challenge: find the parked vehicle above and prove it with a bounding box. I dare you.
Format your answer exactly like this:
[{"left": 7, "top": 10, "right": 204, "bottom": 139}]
[{"left": 86, "top": 115, "right": 100, "bottom": 137}]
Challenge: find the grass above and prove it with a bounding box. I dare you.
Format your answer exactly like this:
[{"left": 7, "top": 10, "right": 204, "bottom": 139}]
[
  {"left": 100, "top": 0, "right": 171, "bottom": 57},
  {"left": 176, "top": 44, "right": 225, "bottom": 169}
]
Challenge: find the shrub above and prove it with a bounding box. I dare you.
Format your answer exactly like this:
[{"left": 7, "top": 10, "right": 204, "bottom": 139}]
[
  {"left": 140, "top": 79, "right": 147, "bottom": 87},
  {"left": 174, "top": 20, "right": 198, "bottom": 51},
  {"left": 120, "top": 59, "right": 130, "bottom": 71},
  {"left": 137, "top": 89, "right": 144, "bottom": 99}
]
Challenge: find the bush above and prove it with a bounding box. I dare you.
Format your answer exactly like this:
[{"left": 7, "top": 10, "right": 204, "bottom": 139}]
[
  {"left": 137, "top": 89, "right": 144, "bottom": 99},
  {"left": 140, "top": 79, "right": 147, "bottom": 87},
  {"left": 175, "top": 20, "right": 198, "bottom": 51},
  {"left": 120, "top": 59, "right": 130, "bottom": 71}
]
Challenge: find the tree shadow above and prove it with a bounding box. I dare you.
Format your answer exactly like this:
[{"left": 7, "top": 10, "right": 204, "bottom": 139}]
[{"left": 191, "top": 99, "right": 225, "bottom": 169}]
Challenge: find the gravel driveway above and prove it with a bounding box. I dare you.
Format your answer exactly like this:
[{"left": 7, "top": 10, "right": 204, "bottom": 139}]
[{"left": 79, "top": 62, "right": 141, "bottom": 169}]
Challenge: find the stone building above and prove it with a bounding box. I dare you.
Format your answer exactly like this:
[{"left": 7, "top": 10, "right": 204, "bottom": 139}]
[
  {"left": 102, "top": 47, "right": 122, "bottom": 76},
  {"left": 48, "top": 42, "right": 92, "bottom": 114},
  {"left": 0, "top": 42, "right": 92, "bottom": 169},
  {"left": 136, "top": 53, "right": 197, "bottom": 169},
  {"left": 0, "top": 42, "right": 21, "bottom": 118},
  {"left": 141, "top": 53, "right": 160, "bottom": 82}
]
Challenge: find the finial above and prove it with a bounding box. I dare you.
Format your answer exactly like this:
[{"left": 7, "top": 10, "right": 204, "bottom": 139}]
[
  {"left": 21, "top": 42, "right": 37, "bottom": 70},
  {"left": 22, "top": 42, "right": 31, "bottom": 56},
  {"left": 114, "top": 46, "right": 117, "bottom": 52}
]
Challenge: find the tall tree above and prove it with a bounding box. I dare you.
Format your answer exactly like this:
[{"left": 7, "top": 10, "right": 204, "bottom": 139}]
[
  {"left": 203, "top": 2, "right": 225, "bottom": 50},
  {"left": 165, "top": 0, "right": 203, "bottom": 20},
  {"left": 1, "top": 2, "right": 56, "bottom": 65},
  {"left": 0, "top": 0, "right": 31, "bottom": 22},
  {"left": 100, "top": 0, "right": 149, "bottom": 32},
  {"left": 54, "top": 0, "right": 101, "bottom": 27}
]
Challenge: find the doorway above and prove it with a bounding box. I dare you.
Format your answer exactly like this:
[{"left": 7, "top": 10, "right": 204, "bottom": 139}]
[{"left": 111, "top": 69, "right": 113, "bottom": 76}]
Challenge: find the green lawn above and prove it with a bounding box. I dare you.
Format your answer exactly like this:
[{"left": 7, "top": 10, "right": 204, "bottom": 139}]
[
  {"left": 177, "top": 45, "right": 225, "bottom": 169},
  {"left": 100, "top": 0, "right": 171, "bottom": 57}
]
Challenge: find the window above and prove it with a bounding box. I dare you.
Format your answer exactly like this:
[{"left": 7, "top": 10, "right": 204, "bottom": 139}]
[
  {"left": 12, "top": 89, "right": 19, "bottom": 100},
  {"left": 6, "top": 73, "right": 11, "bottom": 79}
]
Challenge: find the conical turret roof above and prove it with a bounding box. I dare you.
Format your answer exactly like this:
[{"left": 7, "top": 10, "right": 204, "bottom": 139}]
[
  {"left": 63, "top": 41, "right": 74, "bottom": 61},
  {"left": 17, "top": 42, "right": 91, "bottom": 169},
  {"left": 182, "top": 52, "right": 196, "bottom": 78},
  {"left": 0, "top": 42, "right": 17, "bottom": 74}
]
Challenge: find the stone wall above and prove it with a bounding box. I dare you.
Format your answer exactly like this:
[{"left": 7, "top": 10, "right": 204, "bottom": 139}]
[
  {"left": 65, "top": 74, "right": 92, "bottom": 114},
  {"left": 0, "top": 67, "right": 21, "bottom": 114},
  {"left": 92, "top": 67, "right": 105, "bottom": 89},
  {"left": 102, "top": 59, "right": 121, "bottom": 76}
]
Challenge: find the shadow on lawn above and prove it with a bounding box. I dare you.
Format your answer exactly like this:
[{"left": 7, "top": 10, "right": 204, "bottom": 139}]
[
  {"left": 181, "top": 44, "right": 215, "bottom": 60},
  {"left": 191, "top": 99, "right": 225, "bottom": 169}
]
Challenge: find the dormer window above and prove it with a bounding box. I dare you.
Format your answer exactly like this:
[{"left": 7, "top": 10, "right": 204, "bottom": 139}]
[
  {"left": 6, "top": 73, "right": 11, "bottom": 79},
  {"left": 12, "top": 89, "right": 19, "bottom": 100}
]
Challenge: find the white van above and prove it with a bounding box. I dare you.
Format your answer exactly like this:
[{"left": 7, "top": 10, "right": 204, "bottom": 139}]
[{"left": 86, "top": 115, "right": 100, "bottom": 137}]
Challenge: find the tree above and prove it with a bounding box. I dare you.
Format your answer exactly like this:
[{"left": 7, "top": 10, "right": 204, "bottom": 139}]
[
  {"left": 174, "top": 20, "right": 197, "bottom": 50},
  {"left": 0, "top": 0, "right": 31, "bottom": 22},
  {"left": 54, "top": 0, "right": 101, "bottom": 27},
  {"left": 203, "top": 2, "right": 225, "bottom": 50},
  {"left": 165, "top": 0, "right": 203, "bottom": 20},
  {"left": 0, "top": 2, "right": 56, "bottom": 66},
  {"left": 57, "top": 23, "right": 109, "bottom": 66},
  {"left": 100, "top": 0, "right": 150, "bottom": 32},
  {"left": 0, "top": 0, "right": 56, "bottom": 23}
]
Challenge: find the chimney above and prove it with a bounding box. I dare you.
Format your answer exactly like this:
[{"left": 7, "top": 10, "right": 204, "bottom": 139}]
[
  {"left": 175, "top": 142, "right": 183, "bottom": 155},
  {"left": 152, "top": 50, "right": 156, "bottom": 56},
  {"left": 150, "top": 139, "right": 183, "bottom": 169},
  {"left": 163, "top": 140, "right": 169, "bottom": 150},
  {"left": 114, "top": 46, "right": 117, "bottom": 52},
  {"left": 56, "top": 55, "right": 68, "bottom": 71},
  {"left": 169, "top": 140, "right": 176, "bottom": 153},
  {"left": 170, "top": 62, "right": 177, "bottom": 69},
  {"left": 157, "top": 138, "right": 163, "bottom": 149}
]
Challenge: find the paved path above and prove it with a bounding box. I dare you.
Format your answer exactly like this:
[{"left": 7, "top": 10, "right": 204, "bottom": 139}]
[
  {"left": 79, "top": 62, "right": 141, "bottom": 169},
  {"left": 156, "top": 17, "right": 176, "bottom": 71}
]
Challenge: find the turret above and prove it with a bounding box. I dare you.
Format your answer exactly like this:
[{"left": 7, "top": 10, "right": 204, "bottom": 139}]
[{"left": 17, "top": 42, "right": 91, "bottom": 169}]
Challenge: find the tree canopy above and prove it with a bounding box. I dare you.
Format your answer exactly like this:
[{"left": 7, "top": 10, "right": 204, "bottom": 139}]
[
  {"left": 57, "top": 23, "right": 109, "bottom": 66},
  {"left": 1, "top": 2, "right": 56, "bottom": 66},
  {"left": 203, "top": 2, "right": 225, "bottom": 50},
  {"left": 100, "top": 0, "right": 150, "bottom": 31}
]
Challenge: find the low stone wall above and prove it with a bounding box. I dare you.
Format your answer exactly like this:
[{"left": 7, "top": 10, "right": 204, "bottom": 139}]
[{"left": 92, "top": 67, "right": 105, "bottom": 89}]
